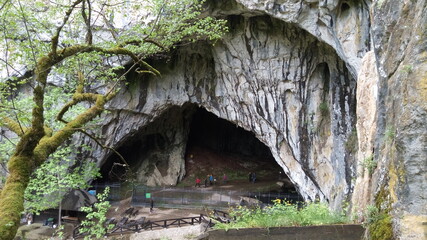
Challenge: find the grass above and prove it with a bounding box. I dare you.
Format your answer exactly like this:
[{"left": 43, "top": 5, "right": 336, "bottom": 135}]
[
  {"left": 361, "top": 155, "right": 377, "bottom": 176},
  {"left": 214, "top": 201, "right": 349, "bottom": 230},
  {"left": 384, "top": 126, "right": 395, "bottom": 143}
]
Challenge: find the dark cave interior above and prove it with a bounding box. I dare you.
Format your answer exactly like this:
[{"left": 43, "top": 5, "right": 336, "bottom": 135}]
[
  {"left": 186, "top": 107, "right": 273, "bottom": 159},
  {"left": 98, "top": 105, "right": 295, "bottom": 193}
]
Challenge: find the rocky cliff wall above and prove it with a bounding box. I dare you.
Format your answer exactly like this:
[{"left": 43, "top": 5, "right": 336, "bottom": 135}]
[
  {"left": 93, "top": 1, "right": 427, "bottom": 238},
  {"left": 369, "top": 0, "right": 427, "bottom": 239},
  {"left": 0, "top": 0, "right": 422, "bottom": 238},
  {"left": 96, "top": 9, "right": 358, "bottom": 209}
]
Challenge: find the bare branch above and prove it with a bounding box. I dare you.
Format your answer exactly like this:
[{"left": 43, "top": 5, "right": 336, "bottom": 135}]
[
  {"left": 77, "top": 128, "right": 131, "bottom": 170},
  {"left": 0, "top": 132, "right": 17, "bottom": 146},
  {"left": 51, "top": 0, "right": 83, "bottom": 55},
  {"left": 10, "top": 97, "right": 26, "bottom": 135},
  {"left": 16, "top": 0, "right": 38, "bottom": 66},
  {"left": 144, "top": 2, "right": 165, "bottom": 42},
  {"left": 0, "top": 59, "right": 24, "bottom": 77},
  {"left": 81, "top": 0, "right": 92, "bottom": 45},
  {"left": 98, "top": 7, "right": 118, "bottom": 41},
  {"left": 0, "top": 0, "right": 10, "bottom": 12}
]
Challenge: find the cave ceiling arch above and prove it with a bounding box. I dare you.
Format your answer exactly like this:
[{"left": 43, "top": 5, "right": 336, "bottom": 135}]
[{"left": 93, "top": 8, "right": 358, "bottom": 209}]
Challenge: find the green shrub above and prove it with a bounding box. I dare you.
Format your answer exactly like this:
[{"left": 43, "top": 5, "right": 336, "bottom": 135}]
[
  {"left": 214, "top": 201, "right": 348, "bottom": 230},
  {"left": 79, "top": 187, "right": 114, "bottom": 240},
  {"left": 384, "top": 126, "right": 395, "bottom": 143},
  {"left": 361, "top": 155, "right": 377, "bottom": 176},
  {"left": 365, "top": 205, "right": 393, "bottom": 240}
]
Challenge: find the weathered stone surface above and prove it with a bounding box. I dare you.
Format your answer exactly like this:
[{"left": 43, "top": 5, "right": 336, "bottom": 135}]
[
  {"left": 371, "top": 0, "right": 427, "bottom": 239},
  {"left": 211, "top": 0, "right": 371, "bottom": 77},
  {"left": 96, "top": 13, "right": 357, "bottom": 209},
  {"left": 1, "top": 1, "right": 425, "bottom": 239},
  {"left": 352, "top": 51, "right": 378, "bottom": 217}
]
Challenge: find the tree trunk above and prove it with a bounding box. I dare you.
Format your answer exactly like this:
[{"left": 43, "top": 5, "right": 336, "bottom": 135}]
[
  {"left": 0, "top": 155, "right": 32, "bottom": 240},
  {"left": 58, "top": 199, "right": 62, "bottom": 227},
  {"left": 0, "top": 96, "right": 109, "bottom": 239}
]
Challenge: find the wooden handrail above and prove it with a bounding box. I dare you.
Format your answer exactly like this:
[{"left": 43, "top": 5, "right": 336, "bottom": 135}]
[{"left": 73, "top": 214, "right": 209, "bottom": 239}]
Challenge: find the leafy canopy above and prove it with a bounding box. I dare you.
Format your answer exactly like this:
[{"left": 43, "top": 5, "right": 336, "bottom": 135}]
[
  {"left": 0, "top": 0, "right": 228, "bottom": 178},
  {"left": 24, "top": 145, "right": 100, "bottom": 215},
  {"left": 0, "top": 0, "right": 227, "bottom": 238}
]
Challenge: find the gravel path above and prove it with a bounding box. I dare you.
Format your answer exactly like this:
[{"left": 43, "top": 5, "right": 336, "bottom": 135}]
[{"left": 129, "top": 225, "right": 206, "bottom": 240}]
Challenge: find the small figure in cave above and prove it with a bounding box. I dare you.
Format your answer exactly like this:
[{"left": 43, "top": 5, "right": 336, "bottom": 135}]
[
  {"left": 209, "top": 174, "right": 214, "bottom": 186},
  {"left": 150, "top": 199, "right": 154, "bottom": 214},
  {"left": 204, "top": 177, "right": 208, "bottom": 187},
  {"left": 26, "top": 213, "right": 33, "bottom": 225},
  {"left": 195, "top": 177, "right": 201, "bottom": 187},
  {"left": 223, "top": 173, "right": 228, "bottom": 184},
  {"left": 248, "top": 172, "right": 253, "bottom": 182},
  {"left": 251, "top": 172, "right": 256, "bottom": 183}
]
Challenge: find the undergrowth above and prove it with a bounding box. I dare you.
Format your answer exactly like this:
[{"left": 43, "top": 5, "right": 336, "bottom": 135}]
[{"left": 214, "top": 201, "right": 349, "bottom": 230}]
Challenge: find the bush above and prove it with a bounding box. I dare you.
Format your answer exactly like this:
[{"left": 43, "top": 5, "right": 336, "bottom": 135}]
[
  {"left": 79, "top": 187, "right": 113, "bottom": 240},
  {"left": 361, "top": 155, "right": 376, "bottom": 176},
  {"left": 214, "top": 201, "right": 348, "bottom": 230}
]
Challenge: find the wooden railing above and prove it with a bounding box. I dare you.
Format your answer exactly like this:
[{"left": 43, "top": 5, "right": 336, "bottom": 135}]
[
  {"left": 73, "top": 214, "right": 211, "bottom": 239},
  {"left": 145, "top": 214, "right": 207, "bottom": 230}
]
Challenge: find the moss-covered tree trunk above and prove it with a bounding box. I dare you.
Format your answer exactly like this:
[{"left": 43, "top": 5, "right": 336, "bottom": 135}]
[
  {"left": 0, "top": 155, "right": 33, "bottom": 239},
  {"left": 0, "top": 41, "right": 151, "bottom": 239},
  {"left": 0, "top": 96, "right": 112, "bottom": 239},
  {"left": 0, "top": 47, "right": 112, "bottom": 239},
  {"left": 0, "top": 55, "right": 49, "bottom": 239}
]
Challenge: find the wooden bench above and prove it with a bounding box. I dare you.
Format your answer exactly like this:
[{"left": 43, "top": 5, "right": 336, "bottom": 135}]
[{"left": 61, "top": 216, "right": 79, "bottom": 223}]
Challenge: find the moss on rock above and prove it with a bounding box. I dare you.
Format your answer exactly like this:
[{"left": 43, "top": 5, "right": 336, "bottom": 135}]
[{"left": 369, "top": 213, "right": 394, "bottom": 240}]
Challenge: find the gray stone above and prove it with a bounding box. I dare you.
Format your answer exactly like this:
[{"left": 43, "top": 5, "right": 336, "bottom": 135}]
[{"left": 95, "top": 14, "right": 357, "bottom": 210}]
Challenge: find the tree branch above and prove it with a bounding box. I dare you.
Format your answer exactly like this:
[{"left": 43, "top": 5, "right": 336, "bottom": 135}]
[
  {"left": 119, "top": 39, "right": 165, "bottom": 51},
  {"left": 100, "top": 10, "right": 118, "bottom": 42},
  {"left": 1, "top": 117, "right": 26, "bottom": 137},
  {"left": 51, "top": 0, "right": 83, "bottom": 56},
  {"left": 77, "top": 128, "right": 131, "bottom": 170},
  {"left": 81, "top": 0, "right": 92, "bottom": 45},
  {"left": 0, "top": 0, "right": 10, "bottom": 12},
  {"left": 56, "top": 92, "right": 100, "bottom": 124},
  {"left": 16, "top": 0, "right": 38, "bottom": 66}
]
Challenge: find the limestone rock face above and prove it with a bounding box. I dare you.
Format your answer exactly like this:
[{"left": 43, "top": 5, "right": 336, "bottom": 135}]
[
  {"left": 370, "top": 0, "right": 427, "bottom": 238},
  {"left": 212, "top": 0, "right": 371, "bottom": 77},
  {"left": 352, "top": 50, "right": 378, "bottom": 217},
  {"left": 120, "top": 106, "right": 189, "bottom": 186},
  {"left": 0, "top": 1, "right": 425, "bottom": 239},
  {"left": 97, "top": 11, "right": 357, "bottom": 209}
]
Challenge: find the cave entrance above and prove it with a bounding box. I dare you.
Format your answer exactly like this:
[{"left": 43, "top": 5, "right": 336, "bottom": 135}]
[
  {"left": 98, "top": 104, "right": 298, "bottom": 196},
  {"left": 183, "top": 107, "right": 297, "bottom": 195}
]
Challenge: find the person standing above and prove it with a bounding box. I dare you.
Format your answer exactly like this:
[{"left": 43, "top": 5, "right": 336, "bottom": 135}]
[
  {"left": 209, "top": 174, "right": 214, "bottom": 186},
  {"left": 150, "top": 199, "right": 154, "bottom": 214},
  {"left": 195, "top": 177, "right": 201, "bottom": 187},
  {"left": 223, "top": 173, "right": 228, "bottom": 184}
]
